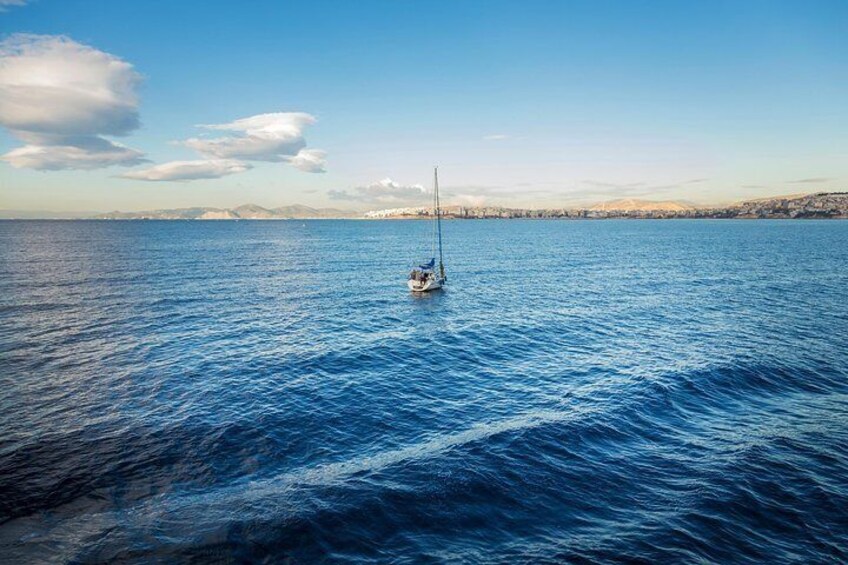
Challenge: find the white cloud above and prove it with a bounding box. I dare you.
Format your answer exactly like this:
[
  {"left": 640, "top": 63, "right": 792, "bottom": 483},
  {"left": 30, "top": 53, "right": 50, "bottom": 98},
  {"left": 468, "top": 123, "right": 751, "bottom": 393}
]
[
  {"left": 0, "top": 36, "right": 325, "bottom": 180},
  {"left": 288, "top": 148, "right": 326, "bottom": 173},
  {"left": 483, "top": 134, "right": 509, "bottom": 141},
  {"left": 184, "top": 112, "right": 314, "bottom": 162},
  {"left": 4, "top": 136, "right": 145, "bottom": 170},
  {"left": 124, "top": 111, "right": 326, "bottom": 180},
  {"left": 329, "top": 178, "right": 428, "bottom": 204},
  {"left": 0, "top": 34, "right": 145, "bottom": 170},
  {"left": 120, "top": 159, "right": 251, "bottom": 182},
  {"left": 0, "top": 0, "right": 29, "bottom": 11}
]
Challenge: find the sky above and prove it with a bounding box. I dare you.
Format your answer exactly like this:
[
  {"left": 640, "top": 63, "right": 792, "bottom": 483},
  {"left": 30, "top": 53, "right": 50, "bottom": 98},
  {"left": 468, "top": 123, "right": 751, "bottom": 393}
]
[{"left": 0, "top": 0, "right": 846, "bottom": 212}]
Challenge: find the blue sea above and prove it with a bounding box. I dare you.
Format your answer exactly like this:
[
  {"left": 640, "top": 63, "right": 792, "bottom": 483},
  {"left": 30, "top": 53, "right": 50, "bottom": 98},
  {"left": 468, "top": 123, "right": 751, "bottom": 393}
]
[{"left": 1, "top": 219, "right": 847, "bottom": 563}]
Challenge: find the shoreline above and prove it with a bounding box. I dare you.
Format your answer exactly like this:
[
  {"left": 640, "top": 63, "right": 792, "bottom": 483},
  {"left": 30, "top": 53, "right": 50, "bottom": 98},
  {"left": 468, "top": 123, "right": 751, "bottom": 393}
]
[{"left": 3, "top": 192, "right": 846, "bottom": 221}]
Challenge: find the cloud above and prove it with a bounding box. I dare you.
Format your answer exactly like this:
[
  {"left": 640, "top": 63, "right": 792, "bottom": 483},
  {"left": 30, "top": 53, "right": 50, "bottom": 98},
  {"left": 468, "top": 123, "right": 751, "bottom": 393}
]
[
  {"left": 0, "top": 0, "right": 29, "bottom": 11},
  {"left": 329, "top": 178, "right": 428, "bottom": 204},
  {"left": 288, "top": 148, "right": 326, "bottom": 173},
  {"left": 582, "top": 180, "right": 646, "bottom": 189},
  {"left": 184, "top": 112, "right": 314, "bottom": 162},
  {"left": 566, "top": 179, "right": 685, "bottom": 201},
  {"left": 449, "top": 193, "right": 488, "bottom": 207},
  {"left": 120, "top": 159, "right": 251, "bottom": 182},
  {"left": 435, "top": 184, "right": 557, "bottom": 207},
  {"left": 0, "top": 34, "right": 145, "bottom": 170},
  {"left": 483, "top": 134, "right": 509, "bottom": 141},
  {"left": 122, "top": 112, "right": 327, "bottom": 181},
  {"left": 4, "top": 136, "right": 145, "bottom": 170},
  {"left": 787, "top": 177, "right": 832, "bottom": 184},
  {"left": 0, "top": 36, "right": 323, "bottom": 180}
]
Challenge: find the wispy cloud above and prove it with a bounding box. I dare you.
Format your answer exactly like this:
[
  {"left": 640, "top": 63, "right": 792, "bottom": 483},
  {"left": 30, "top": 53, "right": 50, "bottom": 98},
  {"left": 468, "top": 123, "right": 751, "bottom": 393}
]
[
  {"left": 121, "top": 160, "right": 251, "bottom": 182},
  {"left": 444, "top": 183, "right": 554, "bottom": 200},
  {"left": 0, "top": 0, "right": 29, "bottom": 12},
  {"left": 6, "top": 137, "right": 145, "bottom": 171},
  {"left": 787, "top": 177, "right": 833, "bottom": 184},
  {"left": 123, "top": 112, "right": 327, "bottom": 182},
  {"left": 566, "top": 179, "right": 689, "bottom": 201},
  {"left": 580, "top": 178, "right": 711, "bottom": 194},
  {"left": 0, "top": 34, "right": 147, "bottom": 170},
  {"left": 184, "top": 113, "right": 314, "bottom": 162},
  {"left": 329, "top": 178, "right": 427, "bottom": 205},
  {"left": 582, "top": 180, "right": 646, "bottom": 189},
  {"left": 329, "top": 178, "right": 556, "bottom": 208},
  {"left": 483, "top": 134, "right": 509, "bottom": 141}
]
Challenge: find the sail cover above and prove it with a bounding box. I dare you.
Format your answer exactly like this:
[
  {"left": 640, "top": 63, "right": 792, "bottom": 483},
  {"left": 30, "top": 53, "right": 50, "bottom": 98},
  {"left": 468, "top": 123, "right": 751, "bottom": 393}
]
[{"left": 418, "top": 258, "right": 435, "bottom": 270}]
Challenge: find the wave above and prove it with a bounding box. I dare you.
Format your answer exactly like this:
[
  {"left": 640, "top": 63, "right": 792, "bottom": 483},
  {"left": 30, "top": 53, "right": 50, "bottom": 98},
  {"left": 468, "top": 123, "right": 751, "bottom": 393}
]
[{"left": 3, "top": 361, "right": 846, "bottom": 562}]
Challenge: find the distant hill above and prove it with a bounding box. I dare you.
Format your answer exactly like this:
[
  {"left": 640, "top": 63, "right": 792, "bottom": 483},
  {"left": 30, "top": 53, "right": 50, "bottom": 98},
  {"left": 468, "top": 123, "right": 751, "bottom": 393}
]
[
  {"left": 733, "top": 192, "right": 848, "bottom": 218},
  {"left": 588, "top": 199, "right": 696, "bottom": 212},
  {"left": 735, "top": 192, "right": 810, "bottom": 204},
  {"left": 0, "top": 209, "right": 102, "bottom": 219},
  {"left": 270, "top": 204, "right": 354, "bottom": 219},
  {"left": 92, "top": 204, "right": 357, "bottom": 220}
]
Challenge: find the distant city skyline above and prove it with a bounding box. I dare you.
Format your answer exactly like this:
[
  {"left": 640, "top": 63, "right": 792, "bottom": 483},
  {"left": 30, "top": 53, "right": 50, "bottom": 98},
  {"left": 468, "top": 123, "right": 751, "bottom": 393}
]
[{"left": 1, "top": 0, "right": 847, "bottom": 212}]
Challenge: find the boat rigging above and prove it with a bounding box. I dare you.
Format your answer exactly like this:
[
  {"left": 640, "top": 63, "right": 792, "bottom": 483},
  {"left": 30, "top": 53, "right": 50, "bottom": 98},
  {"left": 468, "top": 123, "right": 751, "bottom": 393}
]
[{"left": 408, "top": 167, "right": 446, "bottom": 292}]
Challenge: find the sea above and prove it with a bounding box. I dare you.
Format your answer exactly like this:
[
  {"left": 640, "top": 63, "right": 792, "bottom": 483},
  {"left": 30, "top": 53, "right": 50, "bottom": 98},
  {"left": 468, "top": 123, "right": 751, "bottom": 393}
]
[{"left": 1, "top": 219, "right": 847, "bottom": 563}]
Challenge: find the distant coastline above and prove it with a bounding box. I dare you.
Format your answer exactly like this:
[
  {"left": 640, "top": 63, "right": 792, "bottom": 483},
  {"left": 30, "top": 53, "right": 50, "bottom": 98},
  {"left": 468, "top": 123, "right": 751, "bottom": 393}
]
[
  {"left": 2, "top": 192, "right": 846, "bottom": 220},
  {"left": 365, "top": 192, "right": 848, "bottom": 220}
]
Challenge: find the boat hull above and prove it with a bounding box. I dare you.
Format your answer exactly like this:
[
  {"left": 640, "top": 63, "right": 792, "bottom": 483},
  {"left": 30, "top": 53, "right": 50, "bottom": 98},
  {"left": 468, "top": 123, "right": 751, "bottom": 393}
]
[{"left": 408, "top": 278, "right": 444, "bottom": 292}]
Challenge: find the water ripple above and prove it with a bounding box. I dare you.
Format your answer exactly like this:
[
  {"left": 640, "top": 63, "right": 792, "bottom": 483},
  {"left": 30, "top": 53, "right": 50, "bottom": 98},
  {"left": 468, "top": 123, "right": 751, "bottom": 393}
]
[{"left": 1, "top": 219, "right": 847, "bottom": 563}]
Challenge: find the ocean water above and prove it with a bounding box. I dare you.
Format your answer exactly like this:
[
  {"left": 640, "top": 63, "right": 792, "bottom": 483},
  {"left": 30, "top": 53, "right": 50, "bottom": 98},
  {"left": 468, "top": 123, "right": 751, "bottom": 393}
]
[{"left": 1, "top": 219, "right": 847, "bottom": 563}]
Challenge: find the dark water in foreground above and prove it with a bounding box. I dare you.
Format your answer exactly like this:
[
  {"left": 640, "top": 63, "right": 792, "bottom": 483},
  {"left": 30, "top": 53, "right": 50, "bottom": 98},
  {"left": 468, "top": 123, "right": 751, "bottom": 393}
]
[{"left": 1, "top": 219, "right": 847, "bottom": 563}]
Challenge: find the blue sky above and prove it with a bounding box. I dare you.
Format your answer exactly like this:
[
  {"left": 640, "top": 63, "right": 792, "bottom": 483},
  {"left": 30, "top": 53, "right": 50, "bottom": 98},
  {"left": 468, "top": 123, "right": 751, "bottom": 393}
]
[{"left": 1, "top": 0, "right": 846, "bottom": 211}]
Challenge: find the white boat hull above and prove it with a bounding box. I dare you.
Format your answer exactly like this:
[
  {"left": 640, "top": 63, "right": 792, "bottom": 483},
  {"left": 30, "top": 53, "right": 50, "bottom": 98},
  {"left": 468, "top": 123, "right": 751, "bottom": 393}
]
[{"left": 408, "top": 277, "right": 444, "bottom": 292}]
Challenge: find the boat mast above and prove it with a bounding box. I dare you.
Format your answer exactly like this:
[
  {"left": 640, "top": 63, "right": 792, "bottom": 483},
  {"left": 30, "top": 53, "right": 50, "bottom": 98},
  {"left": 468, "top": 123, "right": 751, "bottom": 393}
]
[{"left": 434, "top": 166, "right": 445, "bottom": 279}]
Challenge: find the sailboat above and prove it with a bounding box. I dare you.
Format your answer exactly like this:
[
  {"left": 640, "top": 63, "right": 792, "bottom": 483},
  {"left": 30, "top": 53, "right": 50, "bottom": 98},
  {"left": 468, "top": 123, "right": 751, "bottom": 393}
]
[{"left": 408, "top": 167, "right": 446, "bottom": 292}]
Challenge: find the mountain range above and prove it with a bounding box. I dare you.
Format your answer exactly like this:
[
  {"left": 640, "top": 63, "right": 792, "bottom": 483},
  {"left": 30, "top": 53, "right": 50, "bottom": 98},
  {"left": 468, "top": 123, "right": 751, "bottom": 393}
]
[{"left": 90, "top": 204, "right": 357, "bottom": 220}]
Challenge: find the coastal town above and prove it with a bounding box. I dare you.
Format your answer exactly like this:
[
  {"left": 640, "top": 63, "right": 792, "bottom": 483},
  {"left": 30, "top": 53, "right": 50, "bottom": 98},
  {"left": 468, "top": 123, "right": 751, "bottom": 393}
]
[{"left": 365, "top": 192, "right": 848, "bottom": 220}]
